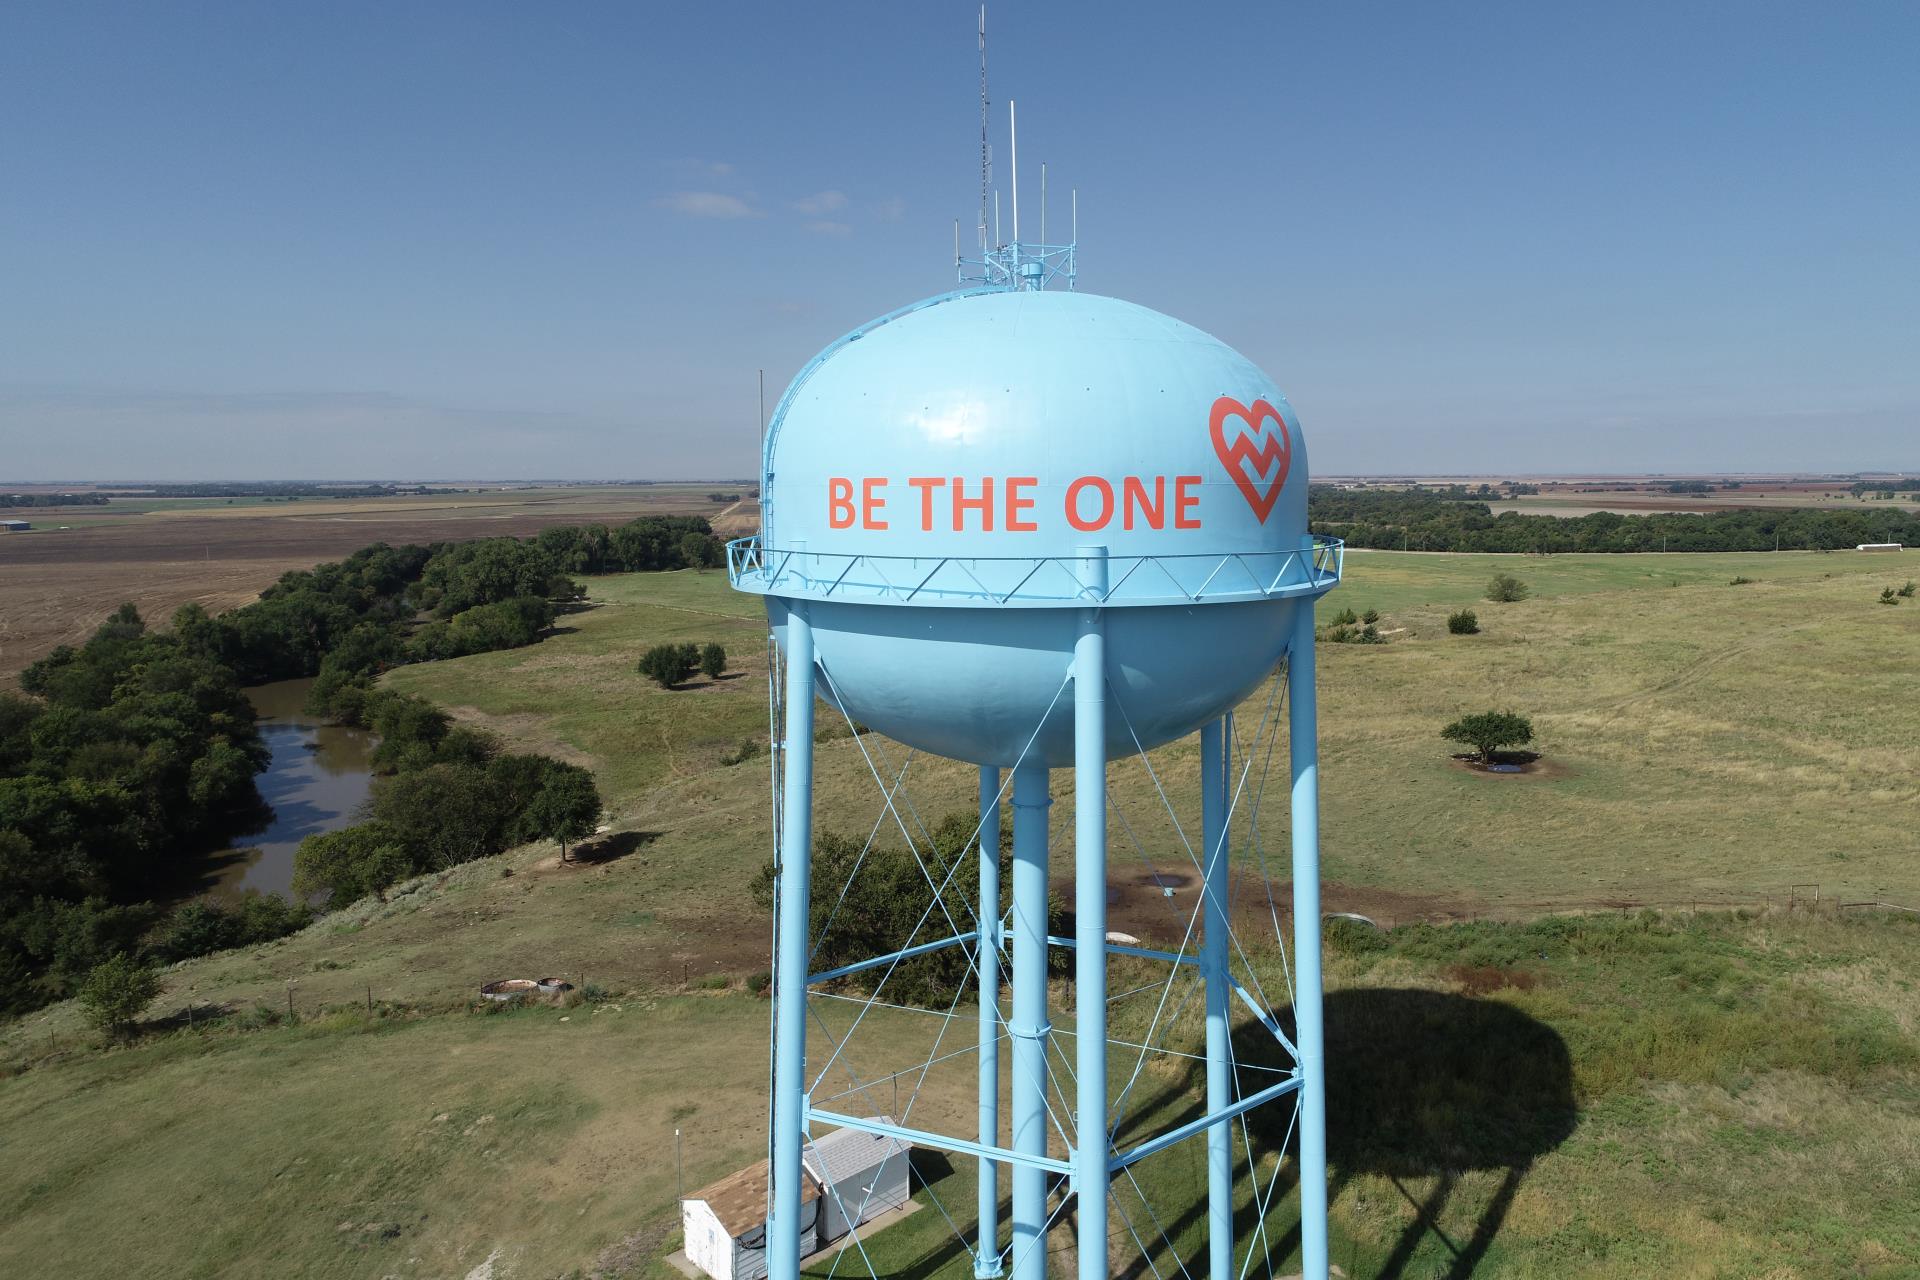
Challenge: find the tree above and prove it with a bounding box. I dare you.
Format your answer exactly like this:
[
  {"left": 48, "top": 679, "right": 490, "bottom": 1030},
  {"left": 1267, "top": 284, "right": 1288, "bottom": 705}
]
[
  {"left": 518, "top": 766, "right": 603, "bottom": 862},
  {"left": 1447, "top": 609, "right": 1480, "bottom": 635},
  {"left": 1486, "top": 573, "right": 1530, "bottom": 603},
  {"left": 700, "top": 643, "right": 727, "bottom": 680},
  {"left": 638, "top": 643, "right": 698, "bottom": 689},
  {"left": 292, "top": 822, "right": 418, "bottom": 905},
  {"left": 1361, "top": 608, "right": 1380, "bottom": 625},
  {"left": 1880, "top": 587, "right": 1900, "bottom": 605},
  {"left": 77, "top": 952, "right": 161, "bottom": 1039},
  {"left": 1441, "top": 711, "right": 1535, "bottom": 764}
]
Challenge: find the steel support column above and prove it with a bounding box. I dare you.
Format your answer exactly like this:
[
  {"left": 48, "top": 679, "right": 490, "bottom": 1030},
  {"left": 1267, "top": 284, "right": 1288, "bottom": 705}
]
[
  {"left": 1008, "top": 763, "right": 1052, "bottom": 1280},
  {"left": 976, "top": 764, "right": 1005, "bottom": 1277},
  {"left": 1289, "top": 595, "right": 1329, "bottom": 1280},
  {"left": 1200, "top": 716, "right": 1233, "bottom": 1280},
  {"left": 1073, "top": 546, "right": 1109, "bottom": 1280},
  {"left": 769, "top": 605, "right": 816, "bottom": 1280}
]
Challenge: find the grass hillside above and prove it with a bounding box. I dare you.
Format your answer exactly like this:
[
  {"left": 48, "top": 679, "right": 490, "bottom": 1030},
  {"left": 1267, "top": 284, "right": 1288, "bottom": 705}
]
[{"left": 3, "top": 548, "right": 1918, "bottom": 1278}]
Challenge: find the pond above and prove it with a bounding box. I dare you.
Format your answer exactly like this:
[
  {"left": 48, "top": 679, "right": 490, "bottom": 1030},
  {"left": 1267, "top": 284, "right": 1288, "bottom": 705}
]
[{"left": 200, "top": 677, "right": 376, "bottom": 902}]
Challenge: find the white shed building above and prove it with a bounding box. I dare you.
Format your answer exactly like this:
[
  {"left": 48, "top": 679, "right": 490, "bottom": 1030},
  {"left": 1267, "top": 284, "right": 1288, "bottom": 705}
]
[
  {"left": 802, "top": 1124, "right": 913, "bottom": 1240},
  {"left": 680, "top": 1124, "right": 912, "bottom": 1280},
  {"left": 681, "top": 1158, "right": 821, "bottom": 1280}
]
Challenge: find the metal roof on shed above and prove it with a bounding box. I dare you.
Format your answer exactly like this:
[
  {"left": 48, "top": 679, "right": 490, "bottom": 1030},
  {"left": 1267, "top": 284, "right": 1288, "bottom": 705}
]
[{"left": 802, "top": 1122, "right": 911, "bottom": 1187}]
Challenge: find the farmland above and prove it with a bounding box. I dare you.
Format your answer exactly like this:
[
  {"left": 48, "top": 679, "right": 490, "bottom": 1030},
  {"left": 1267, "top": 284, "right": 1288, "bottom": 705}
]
[
  {"left": 2, "top": 546, "right": 1919, "bottom": 1278},
  {"left": 0, "top": 484, "right": 759, "bottom": 682}
]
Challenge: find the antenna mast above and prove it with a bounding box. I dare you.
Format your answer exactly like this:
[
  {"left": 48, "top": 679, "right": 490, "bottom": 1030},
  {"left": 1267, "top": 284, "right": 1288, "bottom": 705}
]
[{"left": 978, "top": 5, "right": 990, "bottom": 253}]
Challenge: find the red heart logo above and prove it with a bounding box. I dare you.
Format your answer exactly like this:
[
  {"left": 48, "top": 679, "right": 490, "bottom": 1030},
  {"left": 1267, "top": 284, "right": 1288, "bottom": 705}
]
[{"left": 1209, "top": 396, "right": 1292, "bottom": 524}]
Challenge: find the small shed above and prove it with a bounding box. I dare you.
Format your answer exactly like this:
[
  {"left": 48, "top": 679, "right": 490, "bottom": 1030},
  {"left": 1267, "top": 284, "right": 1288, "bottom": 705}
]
[
  {"left": 681, "top": 1158, "right": 821, "bottom": 1280},
  {"left": 803, "top": 1124, "right": 914, "bottom": 1241},
  {"left": 0, "top": 520, "right": 29, "bottom": 532}
]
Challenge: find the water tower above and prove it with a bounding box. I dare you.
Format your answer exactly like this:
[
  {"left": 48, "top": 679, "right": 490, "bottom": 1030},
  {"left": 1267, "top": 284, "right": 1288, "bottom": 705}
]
[{"left": 729, "top": 90, "right": 1342, "bottom": 1280}]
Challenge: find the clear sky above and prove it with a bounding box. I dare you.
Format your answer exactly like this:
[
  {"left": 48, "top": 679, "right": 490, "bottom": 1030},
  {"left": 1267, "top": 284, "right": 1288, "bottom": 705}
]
[{"left": 2, "top": 1, "right": 1915, "bottom": 481}]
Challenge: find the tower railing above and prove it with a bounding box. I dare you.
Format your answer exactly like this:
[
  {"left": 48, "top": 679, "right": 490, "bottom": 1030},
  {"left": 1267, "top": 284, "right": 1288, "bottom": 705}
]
[{"left": 727, "top": 535, "right": 1344, "bottom": 607}]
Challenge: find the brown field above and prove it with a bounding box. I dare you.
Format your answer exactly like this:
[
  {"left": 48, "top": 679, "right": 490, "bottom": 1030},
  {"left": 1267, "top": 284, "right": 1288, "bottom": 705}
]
[
  {"left": 1321, "top": 472, "right": 1919, "bottom": 517},
  {"left": 0, "top": 485, "right": 757, "bottom": 681}
]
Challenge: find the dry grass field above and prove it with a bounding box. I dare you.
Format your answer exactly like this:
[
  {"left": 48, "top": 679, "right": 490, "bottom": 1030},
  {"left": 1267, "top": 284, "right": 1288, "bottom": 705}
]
[{"left": 0, "top": 484, "right": 748, "bottom": 681}]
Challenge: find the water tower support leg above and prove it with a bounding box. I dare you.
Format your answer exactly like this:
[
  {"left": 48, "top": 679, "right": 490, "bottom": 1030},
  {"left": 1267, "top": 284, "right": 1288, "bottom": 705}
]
[
  {"left": 770, "top": 607, "right": 816, "bottom": 1280},
  {"left": 976, "top": 764, "right": 1005, "bottom": 1278},
  {"left": 1288, "top": 602, "right": 1329, "bottom": 1280},
  {"left": 1200, "top": 717, "right": 1233, "bottom": 1280},
  {"left": 1073, "top": 600, "right": 1109, "bottom": 1280},
  {"left": 1009, "top": 764, "right": 1052, "bottom": 1280}
]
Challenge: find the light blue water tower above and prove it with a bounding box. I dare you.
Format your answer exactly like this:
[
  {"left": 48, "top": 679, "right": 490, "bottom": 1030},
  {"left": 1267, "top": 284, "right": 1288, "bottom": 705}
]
[{"left": 731, "top": 208, "right": 1341, "bottom": 1278}]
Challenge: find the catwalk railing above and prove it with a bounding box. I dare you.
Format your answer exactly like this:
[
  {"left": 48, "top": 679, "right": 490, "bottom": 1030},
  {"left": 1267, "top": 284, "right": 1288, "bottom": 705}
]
[{"left": 728, "top": 535, "right": 1344, "bottom": 608}]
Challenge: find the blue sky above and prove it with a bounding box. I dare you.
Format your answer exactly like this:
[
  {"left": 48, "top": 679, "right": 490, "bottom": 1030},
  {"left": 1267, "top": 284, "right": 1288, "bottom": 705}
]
[{"left": 1, "top": 1, "right": 1915, "bottom": 480}]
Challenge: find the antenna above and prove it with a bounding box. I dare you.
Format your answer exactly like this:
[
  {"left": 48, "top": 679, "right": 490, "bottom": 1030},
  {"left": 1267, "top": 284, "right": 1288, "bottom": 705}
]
[
  {"left": 978, "top": 6, "right": 990, "bottom": 253},
  {"left": 994, "top": 190, "right": 1000, "bottom": 246},
  {"left": 1072, "top": 187, "right": 1078, "bottom": 244},
  {"left": 954, "top": 218, "right": 961, "bottom": 267},
  {"left": 1009, "top": 99, "right": 1019, "bottom": 242},
  {"left": 1040, "top": 162, "right": 1047, "bottom": 246}
]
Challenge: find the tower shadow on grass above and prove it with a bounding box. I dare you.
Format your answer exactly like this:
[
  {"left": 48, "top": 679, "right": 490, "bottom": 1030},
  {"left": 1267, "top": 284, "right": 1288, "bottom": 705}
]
[
  {"left": 1119, "top": 988, "right": 1574, "bottom": 1278},
  {"left": 1240, "top": 987, "right": 1577, "bottom": 1280}
]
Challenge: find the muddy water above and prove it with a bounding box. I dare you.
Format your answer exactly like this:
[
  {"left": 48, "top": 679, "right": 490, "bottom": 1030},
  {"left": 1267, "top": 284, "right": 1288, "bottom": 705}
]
[{"left": 203, "top": 678, "right": 376, "bottom": 901}]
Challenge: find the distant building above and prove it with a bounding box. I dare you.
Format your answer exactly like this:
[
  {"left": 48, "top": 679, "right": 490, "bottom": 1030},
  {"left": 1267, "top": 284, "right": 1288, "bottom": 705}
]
[
  {"left": 680, "top": 1124, "right": 912, "bottom": 1280},
  {"left": 0, "top": 519, "right": 29, "bottom": 532},
  {"left": 1857, "top": 543, "right": 1904, "bottom": 551}
]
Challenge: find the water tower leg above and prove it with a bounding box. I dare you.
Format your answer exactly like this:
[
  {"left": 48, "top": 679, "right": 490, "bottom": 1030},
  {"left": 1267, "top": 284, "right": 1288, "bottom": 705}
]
[
  {"left": 976, "top": 764, "right": 1005, "bottom": 1278},
  {"left": 1008, "top": 763, "right": 1052, "bottom": 1280},
  {"left": 1073, "top": 597, "right": 1109, "bottom": 1280},
  {"left": 1288, "top": 602, "right": 1329, "bottom": 1280},
  {"left": 770, "top": 607, "right": 816, "bottom": 1280},
  {"left": 1200, "top": 717, "right": 1233, "bottom": 1280}
]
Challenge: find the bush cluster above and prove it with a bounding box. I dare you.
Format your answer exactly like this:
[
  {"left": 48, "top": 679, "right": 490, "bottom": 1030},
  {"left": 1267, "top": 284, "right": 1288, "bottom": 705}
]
[
  {"left": 1446, "top": 609, "right": 1480, "bottom": 635},
  {"left": 638, "top": 642, "right": 727, "bottom": 688}
]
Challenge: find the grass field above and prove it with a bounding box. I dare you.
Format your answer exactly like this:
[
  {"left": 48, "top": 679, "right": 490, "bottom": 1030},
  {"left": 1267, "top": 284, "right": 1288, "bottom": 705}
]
[{"left": 4, "top": 547, "right": 1920, "bottom": 1277}]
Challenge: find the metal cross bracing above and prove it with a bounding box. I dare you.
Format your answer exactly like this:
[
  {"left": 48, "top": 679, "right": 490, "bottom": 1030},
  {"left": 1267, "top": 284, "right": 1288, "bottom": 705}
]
[{"left": 761, "top": 615, "right": 1330, "bottom": 1279}]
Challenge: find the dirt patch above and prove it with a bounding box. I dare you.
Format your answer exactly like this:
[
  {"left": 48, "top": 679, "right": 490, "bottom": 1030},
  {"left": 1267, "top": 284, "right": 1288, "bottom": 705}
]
[
  {"left": 1448, "top": 751, "right": 1574, "bottom": 781},
  {"left": 1442, "top": 963, "right": 1541, "bottom": 994},
  {"left": 1081, "top": 867, "right": 1482, "bottom": 945}
]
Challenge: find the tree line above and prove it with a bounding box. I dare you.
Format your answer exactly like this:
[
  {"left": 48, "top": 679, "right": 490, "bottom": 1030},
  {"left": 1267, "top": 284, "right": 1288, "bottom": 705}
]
[
  {"left": 1309, "top": 487, "right": 1920, "bottom": 553},
  {"left": 2, "top": 492, "right": 112, "bottom": 508},
  {"left": 0, "top": 606, "right": 306, "bottom": 1016}
]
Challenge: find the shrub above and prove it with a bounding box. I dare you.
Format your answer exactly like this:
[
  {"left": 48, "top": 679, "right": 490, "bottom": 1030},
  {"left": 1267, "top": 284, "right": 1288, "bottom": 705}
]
[
  {"left": 638, "top": 643, "right": 699, "bottom": 688},
  {"left": 1447, "top": 609, "right": 1480, "bottom": 635},
  {"left": 78, "top": 953, "right": 161, "bottom": 1039},
  {"left": 1880, "top": 588, "right": 1899, "bottom": 606},
  {"left": 1486, "top": 573, "right": 1530, "bottom": 603},
  {"left": 1361, "top": 608, "right": 1380, "bottom": 625},
  {"left": 1330, "top": 607, "right": 1358, "bottom": 626},
  {"left": 1322, "top": 624, "right": 1356, "bottom": 644},
  {"left": 700, "top": 643, "right": 727, "bottom": 680},
  {"left": 1728, "top": 576, "right": 1756, "bottom": 586},
  {"left": 1358, "top": 624, "right": 1385, "bottom": 644},
  {"left": 1900, "top": 581, "right": 1917, "bottom": 598},
  {"left": 1441, "top": 710, "right": 1535, "bottom": 763}
]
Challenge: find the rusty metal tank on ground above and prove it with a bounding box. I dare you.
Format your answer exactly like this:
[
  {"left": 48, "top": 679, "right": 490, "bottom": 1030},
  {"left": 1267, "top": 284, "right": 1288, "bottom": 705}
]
[{"left": 730, "top": 286, "right": 1342, "bottom": 768}]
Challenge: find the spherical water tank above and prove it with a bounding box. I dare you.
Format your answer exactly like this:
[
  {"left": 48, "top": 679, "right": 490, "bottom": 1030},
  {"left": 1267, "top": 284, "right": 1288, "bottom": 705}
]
[{"left": 733, "top": 287, "right": 1335, "bottom": 768}]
